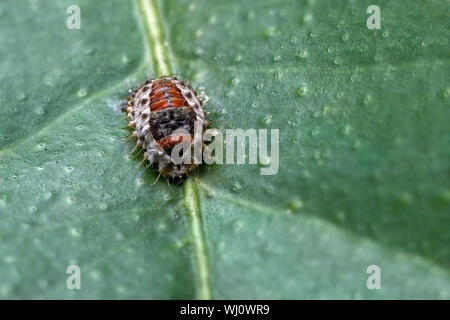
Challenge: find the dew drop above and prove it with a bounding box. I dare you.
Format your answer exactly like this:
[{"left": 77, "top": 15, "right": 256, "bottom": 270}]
[
  {"left": 135, "top": 178, "right": 144, "bottom": 187},
  {"left": 262, "top": 115, "right": 273, "bottom": 125},
  {"left": 195, "top": 28, "right": 203, "bottom": 38},
  {"left": 295, "top": 50, "right": 308, "bottom": 59},
  {"left": 311, "top": 127, "right": 320, "bottom": 136},
  {"left": 17, "top": 92, "right": 26, "bottom": 100},
  {"left": 225, "top": 90, "right": 234, "bottom": 97},
  {"left": 302, "top": 13, "right": 313, "bottom": 24},
  {"left": 231, "top": 78, "right": 240, "bottom": 86},
  {"left": 0, "top": 192, "right": 6, "bottom": 205},
  {"left": 64, "top": 166, "right": 74, "bottom": 174},
  {"left": 301, "top": 170, "right": 311, "bottom": 180},
  {"left": 297, "top": 84, "right": 309, "bottom": 96},
  {"left": 208, "top": 15, "right": 216, "bottom": 24},
  {"left": 115, "top": 232, "right": 124, "bottom": 241},
  {"left": 353, "top": 140, "right": 362, "bottom": 149},
  {"left": 233, "top": 219, "right": 244, "bottom": 230},
  {"left": 397, "top": 192, "right": 413, "bottom": 206},
  {"left": 263, "top": 26, "right": 275, "bottom": 37},
  {"left": 343, "top": 124, "right": 352, "bottom": 135},
  {"left": 89, "top": 269, "right": 102, "bottom": 280},
  {"left": 44, "top": 75, "right": 55, "bottom": 87},
  {"left": 70, "top": 227, "right": 82, "bottom": 237},
  {"left": 34, "top": 107, "right": 44, "bottom": 115},
  {"left": 0, "top": 285, "right": 12, "bottom": 296},
  {"left": 4, "top": 255, "right": 16, "bottom": 264},
  {"left": 77, "top": 89, "right": 87, "bottom": 97},
  {"left": 66, "top": 196, "right": 74, "bottom": 204},
  {"left": 232, "top": 182, "right": 242, "bottom": 192},
  {"left": 258, "top": 156, "right": 271, "bottom": 167},
  {"left": 288, "top": 198, "right": 304, "bottom": 211},
  {"left": 132, "top": 213, "right": 140, "bottom": 220},
  {"left": 194, "top": 48, "right": 204, "bottom": 57},
  {"left": 157, "top": 221, "right": 167, "bottom": 231}
]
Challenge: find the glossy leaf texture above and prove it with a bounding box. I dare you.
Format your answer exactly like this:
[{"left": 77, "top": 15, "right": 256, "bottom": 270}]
[{"left": 0, "top": 0, "right": 449, "bottom": 298}]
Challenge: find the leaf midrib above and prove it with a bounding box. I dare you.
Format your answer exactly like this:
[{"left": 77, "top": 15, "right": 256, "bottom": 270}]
[{"left": 137, "top": 0, "right": 212, "bottom": 299}]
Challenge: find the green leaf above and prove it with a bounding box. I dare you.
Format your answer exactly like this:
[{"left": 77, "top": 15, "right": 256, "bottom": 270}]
[{"left": 0, "top": 0, "right": 449, "bottom": 299}]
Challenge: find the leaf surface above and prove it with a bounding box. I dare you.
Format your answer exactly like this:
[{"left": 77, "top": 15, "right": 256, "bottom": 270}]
[{"left": 0, "top": 0, "right": 449, "bottom": 298}]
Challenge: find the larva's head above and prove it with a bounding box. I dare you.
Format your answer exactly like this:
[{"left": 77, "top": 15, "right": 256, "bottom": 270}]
[{"left": 160, "top": 163, "right": 198, "bottom": 183}]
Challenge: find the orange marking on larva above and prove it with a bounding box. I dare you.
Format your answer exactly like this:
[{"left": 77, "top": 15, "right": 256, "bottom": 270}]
[
  {"left": 150, "top": 99, "right": 171, "bottom": 112},
  {"left": 169, "top": 98, "right": 189, "bottom": 107},
  {"left": 150, "top": 81, "right": 178, "bottom": 95},
  {"left": 157, "top": 133, "right": 193, "bottom": 153},
  {"left": 149, "top": 80, "right": 189, "bottom": 111},
  {"left": 150, "top": 89, "right": 181, "bottom": 103}
]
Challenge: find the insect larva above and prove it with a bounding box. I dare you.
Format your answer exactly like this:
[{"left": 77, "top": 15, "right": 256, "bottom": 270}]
[{"left": 124, "top": 76, "right": 208, "bottom": 182}]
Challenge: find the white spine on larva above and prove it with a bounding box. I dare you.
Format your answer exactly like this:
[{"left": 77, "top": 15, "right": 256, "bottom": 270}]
[
  {"left": 141, "top": 124, "right": 150, "bottom": 136},
  {"left": 131, "top": 82, "right": 166, "bottom": 166}
]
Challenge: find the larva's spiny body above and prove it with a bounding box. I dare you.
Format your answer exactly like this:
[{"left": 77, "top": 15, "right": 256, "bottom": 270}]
[{"left": 124, "top": 76, "right": 208, "bottom": 182}]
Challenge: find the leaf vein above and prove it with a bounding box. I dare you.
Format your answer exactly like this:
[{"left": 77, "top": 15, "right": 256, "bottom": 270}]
[{"left": 138, "top": 0, "right": 212, "bottom": 299}]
